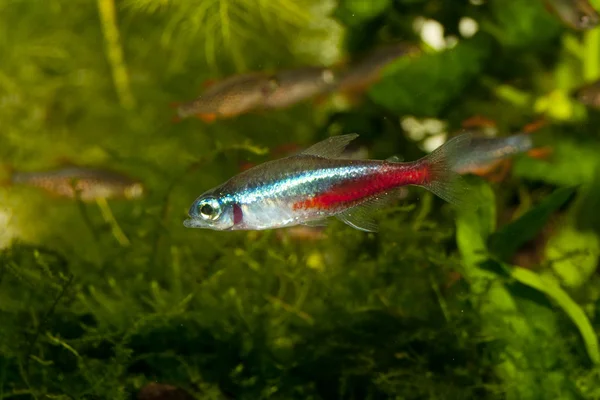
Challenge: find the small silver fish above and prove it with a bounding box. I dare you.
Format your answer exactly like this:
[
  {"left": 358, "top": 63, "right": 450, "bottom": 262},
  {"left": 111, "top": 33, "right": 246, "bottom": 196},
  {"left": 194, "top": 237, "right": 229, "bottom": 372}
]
[
  {"left": 264, "top": 66, "right": 337, "bottom": 109},
  {"left": 336, "top": 43, "right": 419, "bottom": 95},
  {"left": 451, "top": 132, "right": 551, "bottom": 176},
  {"left": 575, "top": 79, "right": 600, "bottom": 109},
  {"left": 183, "top": 133, "right": 471, "bottom": 232},
  {"left": 543, "top": 0, "right": 600, "bottom": 30},
  {"left": 171, "top": 72, "right": 279, "bottom": 123},
  {"left": 5, "top": 166, "right": 145, "bottom": 201}
]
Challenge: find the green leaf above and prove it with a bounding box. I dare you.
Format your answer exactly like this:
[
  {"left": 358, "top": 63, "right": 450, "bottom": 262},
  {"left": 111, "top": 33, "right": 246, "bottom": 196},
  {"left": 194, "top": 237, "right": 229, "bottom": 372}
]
[
  {"left": 482, "top": 0, "right": 562, "bottom": 48},
  {"left": 544, "top": 225, "right": 600, "bottom": 289},
  {"left": 510, "top": 266, "right": 600, "bottom": 365},
  {"left": 369, "top": 35, "right": 492, "bottom": 116},
  {"left": 455, "top": 177, "right": 497, "bottom": 270},
  {"left": 488, "top": 186, "right": 577, "bottom": 262},
  {"left": 575, "top": 166, "right": 600, "bottom": 236},
  {"left": 513, "top": 132, "right": 600, "bottom": 186}
]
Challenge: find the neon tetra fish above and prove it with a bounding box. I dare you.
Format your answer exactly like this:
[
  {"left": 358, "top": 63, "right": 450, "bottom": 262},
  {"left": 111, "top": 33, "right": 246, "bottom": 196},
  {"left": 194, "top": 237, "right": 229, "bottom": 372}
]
[
  {"left": 183, "top": 133, "right": 471, "bottom": 232},
  {"left": 3, "top": 165, "right": 145, "bottom": 201},
  {"left": 543, "top": 0, "right": 600, "bottom": 30},
  {"left": 171, "top": 72, "right": 279, "bottom": 123}
]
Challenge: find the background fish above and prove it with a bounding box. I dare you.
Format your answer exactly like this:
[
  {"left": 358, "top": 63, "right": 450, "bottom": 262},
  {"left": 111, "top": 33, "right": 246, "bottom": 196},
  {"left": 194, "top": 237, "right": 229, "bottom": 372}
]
[
  {"left": 183, "top": 133, "right": 471, "bottom": 232},
  {"left": 451, "top": 131, "right": 551, "bottom": 178},
  {"left": 3, "top": 165, "right": 145, "bottom": 201},
  {"left": 543, "top": 0, "right": 600, "bottom": 30},
  {"left": 263, "top": 66, "right": 337, "bottom": 109},
  {"left": 171, "top": 72, "right": 279, "bottom": 123},
  {"left": 336, "top": 43, "right": 420, "bottom": 96},
  {"left": 574, "top": 79, "right": 600, "bottom": 109}
]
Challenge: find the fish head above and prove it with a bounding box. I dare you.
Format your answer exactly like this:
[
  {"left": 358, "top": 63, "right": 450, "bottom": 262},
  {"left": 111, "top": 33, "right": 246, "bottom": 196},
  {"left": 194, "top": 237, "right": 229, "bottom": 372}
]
[{"left": 183, "top": 192, "right": 235, "bottom": 230}]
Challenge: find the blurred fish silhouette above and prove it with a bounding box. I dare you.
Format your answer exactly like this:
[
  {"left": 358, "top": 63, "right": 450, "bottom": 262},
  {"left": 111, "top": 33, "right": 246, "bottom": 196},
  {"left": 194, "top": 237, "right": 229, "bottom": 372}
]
[
  {"left": 543, "top": 0, "right": 600, "bottom": 30},
  {"left": 574, "top": 79, "right": 600, "bottom": 109},
  {"left": 276, "top": 225, "right": 328, "bottom": 242},
  {"left": 263, "top": 66, "right": 337, "bottom": 110},
  {"left": 137, "top": 382, "right": 195, "bottom": 400},
  {"left": 452, "top": 120, "right": 552, "bottom": 182},
  {"left": 170, "top": 72, "right": 279, "bottom": 123},
  {"left": 336, "top": 43, "right": 420, "bottom": 100},
  {"left": 2, "top": 164, "right": 145, "bottom": 201}
]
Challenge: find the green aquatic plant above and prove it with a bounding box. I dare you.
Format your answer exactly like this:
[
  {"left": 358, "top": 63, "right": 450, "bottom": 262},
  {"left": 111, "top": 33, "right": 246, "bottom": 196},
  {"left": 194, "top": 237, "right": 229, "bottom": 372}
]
[{"left": 1, "top": 0, "right": 600, "bottom": 399}]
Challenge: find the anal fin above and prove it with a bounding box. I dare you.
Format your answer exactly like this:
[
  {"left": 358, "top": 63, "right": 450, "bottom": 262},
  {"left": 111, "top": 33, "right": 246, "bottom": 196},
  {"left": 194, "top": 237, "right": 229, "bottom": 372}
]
[
  {"left": 527, "top": 146, "right": 553, "bottom": 159},
  {"left": 196, "top": 113, "right": 217, "bottom": 123},
  {"left": 301, "top": 219, "right": 329, "bottom": 228},
  {"left": 335, "top": 190, "right": 403, "bottom": 232}
]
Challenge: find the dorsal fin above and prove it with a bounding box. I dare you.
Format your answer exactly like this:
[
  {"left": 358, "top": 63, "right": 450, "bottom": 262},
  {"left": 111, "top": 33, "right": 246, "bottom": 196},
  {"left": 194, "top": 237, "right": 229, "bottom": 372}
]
[{"left": 299, "top": 134, "right": 359, "bottom": 159}]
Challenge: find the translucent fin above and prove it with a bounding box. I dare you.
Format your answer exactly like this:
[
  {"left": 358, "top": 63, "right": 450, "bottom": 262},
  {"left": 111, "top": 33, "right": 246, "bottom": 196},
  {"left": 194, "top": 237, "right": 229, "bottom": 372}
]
[
  {"left": 196, "top": 113, "right": 217, "bottom": 123},
  {"left": 299, "top": 134, "right": 359, "bottom": 159},
  {"left": 522, "top": 118, "right": 547, "bottom": 134},
  {"left": 336, "top": 208, "right": 379, "bottom": 232},
  {"left": 301, "top": 219, "right": 329, "bottom": 228},
  {"left": 417, "top": 133, "right": 473, "bottom": 207},
  {"left": 0, "top": 164, "right": 14, "bottom": 186},
  {"left": 202, "top": 79, "right": 218, "bottom": 89},
  {"left": 527, "top": 146, "right": 553, "bottom": 159},
  {"left": 335, "top": 190, "right": 403, "bottom": 232},
  {"left": 386, "top": 155, "right": 402, "bottom": 162}
]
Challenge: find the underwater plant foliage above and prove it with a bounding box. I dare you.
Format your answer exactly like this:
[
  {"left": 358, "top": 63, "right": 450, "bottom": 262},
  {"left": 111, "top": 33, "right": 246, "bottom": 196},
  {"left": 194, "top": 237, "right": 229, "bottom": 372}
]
[{"left": 1, "top": 0, "right": 600, "bottom": 398}]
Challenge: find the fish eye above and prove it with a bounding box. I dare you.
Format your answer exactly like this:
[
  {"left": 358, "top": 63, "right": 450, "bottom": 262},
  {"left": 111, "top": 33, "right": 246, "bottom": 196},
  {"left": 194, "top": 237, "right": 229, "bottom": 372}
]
[{"left": 197, "top": 198, "right": 221, "bottom": 220}]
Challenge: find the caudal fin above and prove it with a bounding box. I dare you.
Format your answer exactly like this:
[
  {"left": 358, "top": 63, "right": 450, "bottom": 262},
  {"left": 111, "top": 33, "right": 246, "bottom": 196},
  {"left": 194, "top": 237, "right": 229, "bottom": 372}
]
[
  {"left": 0, "top": 164, "right": 14, "bottom": 187},
  {"left": 169, "top": 102, "right": 183, "bottom": 123},
  {"left": 519, "top": 118, "right": 552, "bottom": 159},
  {"left": 418, "top": 133, "right": 473, "bottom": 206}
]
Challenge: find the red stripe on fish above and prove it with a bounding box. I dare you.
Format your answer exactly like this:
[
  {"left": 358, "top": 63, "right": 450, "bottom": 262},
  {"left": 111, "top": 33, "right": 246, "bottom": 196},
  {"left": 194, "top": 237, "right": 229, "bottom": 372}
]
[{"left": 293, "top": 163, "right": 430, "bottom": 210}]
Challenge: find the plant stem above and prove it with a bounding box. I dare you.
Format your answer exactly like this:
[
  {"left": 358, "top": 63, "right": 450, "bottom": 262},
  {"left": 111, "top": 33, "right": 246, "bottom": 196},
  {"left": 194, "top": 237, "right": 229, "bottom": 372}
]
[{"left": 97, "top": 0, "right": 135, "bottom": 109}]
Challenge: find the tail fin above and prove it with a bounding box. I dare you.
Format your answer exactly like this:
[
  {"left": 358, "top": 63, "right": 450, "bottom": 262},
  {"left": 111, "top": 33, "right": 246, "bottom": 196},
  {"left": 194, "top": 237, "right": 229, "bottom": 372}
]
[
  {"left": 0, "top": 164, "right": 14, "bottom": 186},
  {"left": 169, "top": 102, "right": 182, "bottom": 123},
  {"left": 418, "top": 133, "right": 473, "bottom": 206},
  {"left": 520, "top": 118, "right": 553, "bottom": 159}
]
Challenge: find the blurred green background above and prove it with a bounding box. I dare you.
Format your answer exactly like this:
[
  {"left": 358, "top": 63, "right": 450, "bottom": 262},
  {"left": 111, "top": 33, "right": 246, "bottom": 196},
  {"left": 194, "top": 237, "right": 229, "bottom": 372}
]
[{"left": 2, "top": 0, "right": 600, "bottom": 399}]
